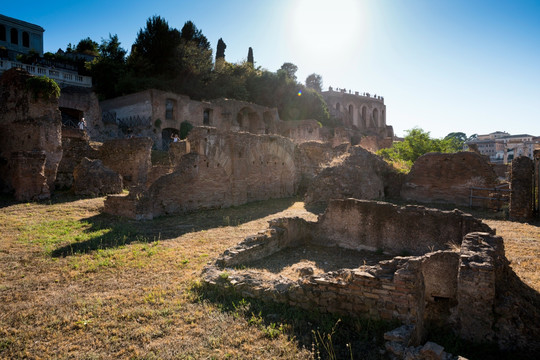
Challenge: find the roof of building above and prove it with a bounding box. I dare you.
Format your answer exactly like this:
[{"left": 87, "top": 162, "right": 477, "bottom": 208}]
[{"left": 0, "top": 14, "right": 45, "bottom": 33}]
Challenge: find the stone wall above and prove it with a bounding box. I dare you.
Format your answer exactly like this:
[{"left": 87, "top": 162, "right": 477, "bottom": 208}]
[
  {"left": 203, "top": 199, "right": 537, "bottom": 351},
  {"left": 98, "top": 137, "right": 153, "bottom": 187},
  {"left": 58, "top": 86, "right": 102, "bottom": 140},
  {"left": 279, "top": 119, "right": 322, "bottom": 143},
  {"left": 315, "top": 199, "right": 492, "bottom": 255},
  {"left": 509, "top": 156, "right": 534, "bottom": 221},
  {"left": 294, "top": 141, "right": 349, "bottom": 194},
  {"left": 304, "top": 145, "right": 403, "bottom": 204},
  {"left": 104, "top": 128, "right": 297, "bottom": 219},
  {"left": 401, "top": 152, "right": 499, "bottom": 207},
  {"left": 100, "top": 90, "right": 281, "bottom": 150},
  {"left": 55, "top": 127, "right": 99, "bottom": 190},
  {"left": 0, "top": 68, "right": 62, "bottom": 200}
]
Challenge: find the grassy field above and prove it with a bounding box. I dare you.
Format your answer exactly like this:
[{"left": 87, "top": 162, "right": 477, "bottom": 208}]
[{"left": 0, "top": 194, "right": 538, "bottom": 359}]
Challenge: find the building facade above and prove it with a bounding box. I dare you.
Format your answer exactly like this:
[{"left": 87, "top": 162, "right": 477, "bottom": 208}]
[{"left": 0, "top": 14, "right": 44, "bottom": 59}]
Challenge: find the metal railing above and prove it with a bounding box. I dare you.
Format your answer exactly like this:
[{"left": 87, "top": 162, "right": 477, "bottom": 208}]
[{"left": 469, "top": 184, "right": 511, "bottom": 210}]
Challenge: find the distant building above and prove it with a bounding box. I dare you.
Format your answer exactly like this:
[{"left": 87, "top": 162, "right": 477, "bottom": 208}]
[
  {"left": 466, "top": 131, "right": 539, "bottom": 163},
  {"left": 0, "top": 14, "right": 44, "bottom": 59},
  {"left": 0, "top": 14, "right": 91, "bottom": 88}
]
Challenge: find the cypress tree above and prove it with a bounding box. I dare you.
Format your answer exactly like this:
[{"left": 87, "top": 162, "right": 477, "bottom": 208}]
[
  {"left": 216, "top": 38, "right": 226, "bottom": 61},
  {"left": 247, "top": 47, "right": 254, "bottom": 66}
]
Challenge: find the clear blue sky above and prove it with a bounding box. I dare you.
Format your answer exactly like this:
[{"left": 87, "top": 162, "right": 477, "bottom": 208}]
[{"left": 3, "top": 0, "right": 539, "bottom": 138}]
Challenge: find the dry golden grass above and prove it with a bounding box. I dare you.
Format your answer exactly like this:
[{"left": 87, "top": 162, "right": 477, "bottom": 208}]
[{"left": 0, "top": 194, "right": 538, "bottom": 359}]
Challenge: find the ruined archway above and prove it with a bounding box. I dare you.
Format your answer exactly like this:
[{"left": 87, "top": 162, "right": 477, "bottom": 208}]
[
  {"left": 372, "top": 108, "right": 379, "bottom": 128},
  {"left": 348, "top": 104, "right": 356, "bottom": 127},
  {"left": 236, "top": 107, "right": 261, "bottom": 133},
  {"left": 59, "top": 107, "right": 83, "bottom": 128},
  {"left": 361, "top": 106, "right": 367, "bottom": 128},
  {"left": 263, "top": 111, "right": 273, "bottom": 134},
  {"left": 162, "top": 127, "right": 178, "bottom": 150}
]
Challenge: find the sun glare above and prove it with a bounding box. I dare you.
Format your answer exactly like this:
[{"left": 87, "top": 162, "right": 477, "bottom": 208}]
[{"left": 289, "top": 0, "right": 366, "bottom": 60}]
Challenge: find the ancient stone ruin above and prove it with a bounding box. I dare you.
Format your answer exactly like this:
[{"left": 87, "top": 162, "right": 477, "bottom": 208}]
[
  {"left": 401, "top": 152, "right": 499, "bottom": 207},
  {"left": 203, "top": 198, "right": 540, "bottom": 353},
  {"left": 304, "top": 145, "right": 402, "bottom": 204},
  {"left": 0, "top": 68, "right": 62, "bottom": 201}
]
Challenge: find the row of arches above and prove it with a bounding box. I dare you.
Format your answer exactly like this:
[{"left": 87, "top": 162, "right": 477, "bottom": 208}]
[
  {"left": 234, "top": 107, "right": 274, "bottom": 134},
  {"left": 0, "top": 25, "right": 30, "bottom": 48},
  {"left": 335, "top": 102, "right": 386, "bottom": 129}
]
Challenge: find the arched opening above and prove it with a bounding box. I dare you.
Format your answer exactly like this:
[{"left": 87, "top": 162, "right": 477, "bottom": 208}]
[
  {"left": 10, "top": 28, "right": 18, "bottom": 45},
  {"left": 22, "top": 31, "right": 29, "bottom": 48},
  {"left": 236, "top": 107, "right": 261, "bottom": 133},
  {"left": 0, "top": 25, "right": 6, "bottom": 42},
  {"left": 59, "top": 107, "right": 83, "bottom": 128},
  {"left": 361, "top": 106, "right": 367, "bottom": 128},
  {"left": 372, "top": 108, "right": 379, "bottom": 128},
  {"left": 348, "top": 104, "right": 356, "bottom": 126},
  {"left": 203, "top": 108, "right": 213, "bottom": 125},
  {"left": 162, "top": 127, "right": 179, "bottom": 150},
  {"left": 336, "top": 102, "right": 341, "bottom": 111},
  {"left": 165, "top": 99, "right": 176, "bottom": 120},
  {"left": 263, "top": 111, "right": 273, "bottom": 134}
]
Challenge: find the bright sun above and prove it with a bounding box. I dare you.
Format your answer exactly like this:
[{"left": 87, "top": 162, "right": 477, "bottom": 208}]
[{"left": 289, "top": 0, "right": 366, "bottom": 59}]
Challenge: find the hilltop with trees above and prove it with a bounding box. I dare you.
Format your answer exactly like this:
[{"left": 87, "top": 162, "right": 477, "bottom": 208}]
[{"left": 56, "top": 16, "right": 331, "bottom": 126}]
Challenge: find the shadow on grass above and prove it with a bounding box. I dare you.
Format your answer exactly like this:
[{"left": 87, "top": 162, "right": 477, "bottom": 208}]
[
  {"left": 192, "top": 281, "right": 398, "bottom": 360},
  {"left": 0, "top": 190, "right": 99, "bottom": 209},
  {"left": 51, "top": 196, "right": 298, "bottom": 257}
]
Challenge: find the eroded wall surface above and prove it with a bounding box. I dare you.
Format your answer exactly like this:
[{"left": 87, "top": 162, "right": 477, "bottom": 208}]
[
  {"left": 304, "top": 145, "right": 402, "bottom": 204},
  {"left": 401, "top": 152, "right": 499, "bottom": 206},
  {"left": 104, "top": 128, "right": 297, "bottom": 219},
  {"left": 0, "top": 68, "right": 62, "bottom": 200},
  {"left": 204, "top": 199, "right": 538, "bottom": 352}
]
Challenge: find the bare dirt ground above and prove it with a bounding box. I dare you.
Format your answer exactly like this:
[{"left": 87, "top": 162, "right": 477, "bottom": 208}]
[
  {"left": 243, "top": 245, "right": 394, "bottom": 280},
  {"left": 0, "top": 194, "right": 538, "bottom": 359}
]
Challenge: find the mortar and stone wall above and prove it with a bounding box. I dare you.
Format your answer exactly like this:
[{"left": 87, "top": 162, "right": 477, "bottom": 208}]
[
  {"left": 304, "top": 145, "right": 403, "bottom": 204},
  {"left": 203, "top": 198, "right": 533, "bottom": 351},
  {"left": 104, "top": 128, "right": 297, "bottom": 219},
  {"left": 0, "top": 68, "right": 62, "bottom": 201},
  {"left": 401, "top": 152, "right": 499, "bottom": 207},
  {"left": 509, "top": 156, "right": 534, "bottom": 221},
  {"left": 98, "top": 137, "right": 153, "bottom": 187}
]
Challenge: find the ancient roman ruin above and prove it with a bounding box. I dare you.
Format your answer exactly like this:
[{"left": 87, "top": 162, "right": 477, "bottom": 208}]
[
  {"left": 1, "top": 62, "right": 539, "bottom": 358},
  {"left": 203, "top": 199, "right": 539, "bottom": 353}
]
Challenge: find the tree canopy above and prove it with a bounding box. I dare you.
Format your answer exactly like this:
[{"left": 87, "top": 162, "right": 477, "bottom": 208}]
[
  {"left": 279, "top": 62, "right": 298, "bottom": 81},
  {"left": 378, "top": 128, "right": 467, "bottom": 171},
  {"left": 305, "top": 73, "right": 323, "bottom": 92},
  {"left": 77, "top": 15, "right": 331, "bottom": 124}
]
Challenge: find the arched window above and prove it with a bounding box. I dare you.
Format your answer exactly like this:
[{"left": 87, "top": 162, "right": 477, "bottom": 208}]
[
  {"left": 10, "top": 28, "right": 18, "bottom": 45},
  {"left": 372, "top": 108, "right": 379, "bottom": 127},
  {"left": 336, "top": 102, "right": 341, "bottom": 111},
  {"left": 0, "top": 25, "right": 6, "bottom": 42},
  {"left": 22, "top": 32, "right": 29, "bottom": 47}
]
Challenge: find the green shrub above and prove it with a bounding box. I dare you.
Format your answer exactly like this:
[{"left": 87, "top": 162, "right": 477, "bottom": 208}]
[{"left": 25, "top": 76, "right": 60, "bottom": 101}]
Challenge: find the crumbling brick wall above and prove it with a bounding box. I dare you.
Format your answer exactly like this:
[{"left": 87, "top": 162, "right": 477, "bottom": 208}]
[
  {"left": 401, "top": 152, "right": 499, "bottom": 207},
  {"left": 509, "top": 156, "right": 534, "bottom": 221},
  {"left": 0, "top": 68, "right": 62, "bottom": 200},
  {"left": 104, "top": 128, "right": 297, "bottom": 219},
  {"left": 304, "top": 146, "right": 403, "bottom": 205},
  {"left": 99, "top": 137, "right": 152, "bottom": 187},
  {"left": 55, "top": 127, "right": 99, "bottom": 190},
  {"left": 203, "top": 200, "right": 531, "bottom": 350}
]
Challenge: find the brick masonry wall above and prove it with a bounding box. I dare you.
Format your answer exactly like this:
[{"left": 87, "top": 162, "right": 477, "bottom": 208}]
[{"left": 509, "top": 156, "right": 534, "bottom": 220}]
